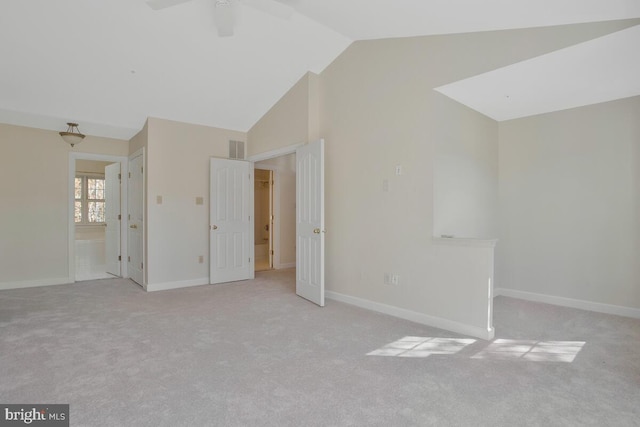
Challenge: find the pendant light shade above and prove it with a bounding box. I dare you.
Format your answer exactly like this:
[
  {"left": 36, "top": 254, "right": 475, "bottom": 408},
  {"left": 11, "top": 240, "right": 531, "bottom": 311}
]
[{"left": 59, "top": 122, "right": 85, "bottom": 147}]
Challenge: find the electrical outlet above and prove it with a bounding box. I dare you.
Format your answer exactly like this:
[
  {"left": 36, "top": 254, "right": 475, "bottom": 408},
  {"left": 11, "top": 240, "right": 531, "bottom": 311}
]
[{"left": 391, "top": 274, "right": 400, "bottom": 285}]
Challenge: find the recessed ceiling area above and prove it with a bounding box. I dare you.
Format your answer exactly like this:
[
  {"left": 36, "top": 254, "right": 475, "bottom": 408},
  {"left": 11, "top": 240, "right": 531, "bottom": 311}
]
[
  {"left": 435, "top": 24, "right": 640, "bottom": 121},
  {"left": 1, "top": 0, "right": 639, "bottom": 139}
]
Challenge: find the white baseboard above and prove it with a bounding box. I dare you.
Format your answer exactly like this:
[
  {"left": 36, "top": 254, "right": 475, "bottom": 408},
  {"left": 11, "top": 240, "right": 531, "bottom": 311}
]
[
  {"left": 0, "top": 277, "right": 73, "bottom": 291},
  {"left": 494, "top": 288, "right": 640, "bottom": 319},
  {"left": 145, "top": 277, "right": 209, "bottom": 292},
  {"left": 326, "top": 291, "right": 494, "bottom": 341}
]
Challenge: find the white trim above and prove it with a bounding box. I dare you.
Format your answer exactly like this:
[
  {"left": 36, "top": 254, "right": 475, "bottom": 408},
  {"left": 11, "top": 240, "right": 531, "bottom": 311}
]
[
  {"left": 0, "top": 277, "right": 73, "bottom": 291},
  {"left": 145, "top": 277, "right": 210, "bottom": 292},
  {"left": 247, "top": 142, "right": 305, "bottom": 162},
  {"left": 69, "top": 153, "right": 129, "bottom": 282},
  {"left": 326, "top": 291, "right": 495, "bottom": 341},
  {"left": 494, "top": 288, "right": 640, "bottom": 319}
]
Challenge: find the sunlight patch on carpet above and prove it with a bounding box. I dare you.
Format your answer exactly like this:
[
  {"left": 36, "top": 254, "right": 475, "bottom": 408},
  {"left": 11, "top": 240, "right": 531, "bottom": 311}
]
[
  {"left": 471, "top": 339, "right": 585, "bottom": 362},
  {"left": 367, "top": 336, "right": 476, "bottom": 358}
]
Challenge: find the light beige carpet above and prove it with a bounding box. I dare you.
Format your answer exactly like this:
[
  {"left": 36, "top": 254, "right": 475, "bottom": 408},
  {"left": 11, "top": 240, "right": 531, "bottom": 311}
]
[{"left": 1, "top": 269, "right": 639, "bottom": 426}]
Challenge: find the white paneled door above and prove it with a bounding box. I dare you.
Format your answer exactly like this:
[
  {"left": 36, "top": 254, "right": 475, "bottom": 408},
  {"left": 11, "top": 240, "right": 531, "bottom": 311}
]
[
  {"left": 128, "top": 150, "right": 144, "bottom": 286},
  {"left": 210, "top": 158, "right": 254, "bottom": 284},
  {"left": 105, "top": 162, "right": 121, "bottom": 277},
  {"left": 296, "top": 139, "right": 325, "bottom": 306}
]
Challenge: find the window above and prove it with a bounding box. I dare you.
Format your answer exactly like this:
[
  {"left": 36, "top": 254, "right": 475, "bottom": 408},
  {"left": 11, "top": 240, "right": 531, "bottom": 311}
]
[{"left": 75, "top": 175, "right": 105, "bottom": 224}]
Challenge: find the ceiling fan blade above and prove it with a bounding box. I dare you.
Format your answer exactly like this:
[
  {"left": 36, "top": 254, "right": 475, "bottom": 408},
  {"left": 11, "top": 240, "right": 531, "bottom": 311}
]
[
  {"left": 145, "top": 0, "right": 194, "bottom": 10},
  {"left": 240, "top": 0, "right": 293, "bottom": 20}
]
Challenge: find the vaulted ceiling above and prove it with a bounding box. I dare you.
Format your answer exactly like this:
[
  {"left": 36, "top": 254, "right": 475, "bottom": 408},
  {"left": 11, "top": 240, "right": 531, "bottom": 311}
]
[{"left": 1, "top": 0, "right": 639, "bottom": 140}]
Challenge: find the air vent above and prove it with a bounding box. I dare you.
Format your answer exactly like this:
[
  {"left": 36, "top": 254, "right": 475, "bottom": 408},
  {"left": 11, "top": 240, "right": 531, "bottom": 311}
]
[{"left": 229, "top": 140, "right": 245, "bottom": 160}]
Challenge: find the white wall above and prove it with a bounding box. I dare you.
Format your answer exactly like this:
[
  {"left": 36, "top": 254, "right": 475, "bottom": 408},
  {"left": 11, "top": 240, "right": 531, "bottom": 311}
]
[
  {"left": 0, "top": 123, "right": 128, "bottom": 289},
  {"left": 433, "top": 94, "right": 499, "bottom": 239},
  {"left": 497, "top": 96, "right": 640, "bottom": 310},
  {"left": 145, "top": 117, "right": 246, "bottom": 287}
]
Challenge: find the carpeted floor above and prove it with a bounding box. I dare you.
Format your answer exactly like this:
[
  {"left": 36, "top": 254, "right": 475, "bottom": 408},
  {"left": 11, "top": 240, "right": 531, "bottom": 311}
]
[{"left": 1, "top": 269, "right": 639, "bottom": 426}]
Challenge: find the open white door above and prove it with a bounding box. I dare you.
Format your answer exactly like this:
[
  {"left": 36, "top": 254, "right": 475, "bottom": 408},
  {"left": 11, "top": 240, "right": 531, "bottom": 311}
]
[
  {"left": 296, "top": 139, "right": 325, "bottom": 306},
  {"left": 105, "top": 162, "right": 121, "bottom": 276},
  {"left": 128, "top": 150, "right": 144, "bottom": 286},
  {"left": 210, "top": 158, "right": 254, "bottom": 284}
]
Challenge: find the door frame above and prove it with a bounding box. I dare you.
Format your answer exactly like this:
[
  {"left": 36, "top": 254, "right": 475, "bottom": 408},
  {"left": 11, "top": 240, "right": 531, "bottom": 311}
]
[
  {"left": 68, "top": 153, "right": 129, "bottom": 281},
  {"left": 254, "top": 165, "right": 280, "bottom": 269},
  {"left": 247, "top": 142, "right": 303, "bottom": 270}
]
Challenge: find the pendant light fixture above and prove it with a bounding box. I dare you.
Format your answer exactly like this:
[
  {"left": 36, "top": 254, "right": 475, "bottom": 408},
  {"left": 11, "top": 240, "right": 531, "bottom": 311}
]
[{"left": 59, "top": 122, "right": 85, "bottom": 147}]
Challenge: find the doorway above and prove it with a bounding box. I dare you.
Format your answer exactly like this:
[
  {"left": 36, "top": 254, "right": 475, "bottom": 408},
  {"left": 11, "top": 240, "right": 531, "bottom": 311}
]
[
  {"left": 254, "top": 153, "right": 297, "bottom": 271},
  {"left": 254, "top": 168, "right": 273, "bottom": 272},
  {"left": 69, "top": 153, "right": 128, "bottom": 282},
  {"left": 248, "top": 140, "right": 325, "bottom": 306}
]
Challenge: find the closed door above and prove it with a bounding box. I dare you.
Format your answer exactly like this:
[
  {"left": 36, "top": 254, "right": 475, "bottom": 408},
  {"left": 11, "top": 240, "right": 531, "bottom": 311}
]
[
  {"left": 296, "top": 140, "right": 325, "bottom": 306},
  {"left": 210, "top": 158, "right": 254, "bottom": 284},
  {"left": 128, "top": 150, "right": 144, "bottom": 285}
]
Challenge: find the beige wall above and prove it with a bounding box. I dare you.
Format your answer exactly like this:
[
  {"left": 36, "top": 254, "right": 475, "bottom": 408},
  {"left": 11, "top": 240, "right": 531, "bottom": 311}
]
[
  {"left": 145, "top": 117, "right": 246, "bottom": 286},
  {"left": 129, "top": 120, "right": 148, "bottom": 156},
  {"left": 497, "top": 96, "right": 640, "bottom": 309},
  {"left": 248, "top": 72, "right": 319, "bottom": 156},
  {"left": 0, "top": 123, "right": 128, "bottom": 288},
  {"left": 76, "top": 159, "right": 111, "bottom": 175}
]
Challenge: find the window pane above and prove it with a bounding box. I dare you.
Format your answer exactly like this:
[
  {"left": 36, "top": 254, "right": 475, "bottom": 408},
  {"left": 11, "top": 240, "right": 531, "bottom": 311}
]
[
  {"left": 88, "top": 178, "right": 105, "bottom": 200},
  {"left": 75, "top": 201, "right": 83, "bottom": 223},
  {"left": 88, "top": 201, "right": 105, "bottom": 223},
  {"left": 75, "top": 178, "right": 83, "bottom": 199}
]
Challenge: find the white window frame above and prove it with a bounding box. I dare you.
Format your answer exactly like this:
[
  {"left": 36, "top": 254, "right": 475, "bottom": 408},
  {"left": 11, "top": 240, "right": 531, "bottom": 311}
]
[{"left": 75, "top": 173, "right": 106, "bottom": 225}]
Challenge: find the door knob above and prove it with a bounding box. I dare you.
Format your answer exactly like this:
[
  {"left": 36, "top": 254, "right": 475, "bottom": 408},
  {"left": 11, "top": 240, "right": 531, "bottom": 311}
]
[
  {"left": 129, "top": 224, "right": 137, "bottom": 229},
  {"left": 313, "top": 228, "right": 320, "bottom": 234},
  {"left": 211, "top": 225, "right": 218, "bottom": 230}
]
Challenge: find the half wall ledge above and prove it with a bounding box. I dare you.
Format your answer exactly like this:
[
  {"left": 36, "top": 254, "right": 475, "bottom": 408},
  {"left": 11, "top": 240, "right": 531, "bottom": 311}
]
[{"left": 432, "top": 236, "right": 498, "bottom": 340}]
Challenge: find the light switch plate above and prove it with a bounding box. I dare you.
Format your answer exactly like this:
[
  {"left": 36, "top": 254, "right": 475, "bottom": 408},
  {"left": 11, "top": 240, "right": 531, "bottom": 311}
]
[{"left": 195, "top": 197, "right": 204, "bottom": 205}]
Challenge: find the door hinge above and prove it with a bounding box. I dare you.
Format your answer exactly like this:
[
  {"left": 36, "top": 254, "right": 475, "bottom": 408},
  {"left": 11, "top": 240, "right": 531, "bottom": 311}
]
[
  {"left": 128, "top": 256, "right": 131, "bottom": 262},
  {"left": 118, "top": 173, "right": 121, "bottom": 180},
  {"left": 129, "top": 172, "right": 132, "bottom": 178},
  {"left": 270, "top": 250, "right": 274, "bottom": 255},
  {"left": 118, "top": 214, "right": 121, "bottom": 220},
  {"left": 118, "top": 255, "right": 121, "bottom": 261},
  {"left": 141, "top": 166, "right": 143, "bottom": 174},
  {"left": 128, "top": 214, "right": 131, "bottom": 220},
  {"left": 249, "top": 258, "right": 251, "bottom": 263},
  {"left": 141, "top": 263, "right": 144, "bottom": 269}
]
